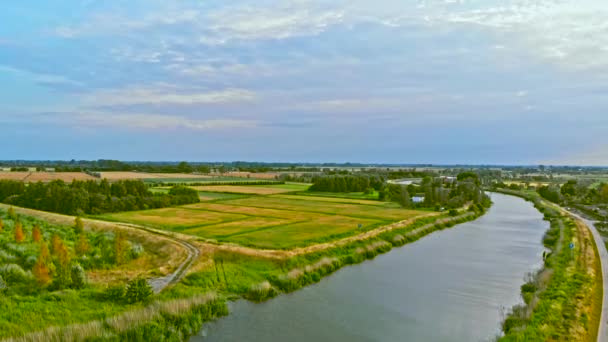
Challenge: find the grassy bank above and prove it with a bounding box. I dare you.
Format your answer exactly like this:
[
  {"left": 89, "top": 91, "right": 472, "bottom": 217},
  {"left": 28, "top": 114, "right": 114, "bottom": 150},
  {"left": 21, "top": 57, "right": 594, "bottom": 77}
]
[{"left": 495, "top": 189, "right": 602, "bottom": 341}]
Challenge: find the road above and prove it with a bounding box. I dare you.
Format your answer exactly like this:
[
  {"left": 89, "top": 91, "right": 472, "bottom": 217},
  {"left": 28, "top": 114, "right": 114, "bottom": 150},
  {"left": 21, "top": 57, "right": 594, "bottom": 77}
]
[
  {"left": 116, "top": 222, "right": 200, "bottom": 293},
  {"left": 565, "top": 209, "right": 608, "bottom": 342}
]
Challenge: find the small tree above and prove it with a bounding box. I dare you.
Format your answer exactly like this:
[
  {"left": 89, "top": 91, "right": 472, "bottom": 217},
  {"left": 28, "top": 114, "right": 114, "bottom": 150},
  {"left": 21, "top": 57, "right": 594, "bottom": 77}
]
[
  {"left": 70, "top": 263, "right": 86, "bottom": 289},
  {"left": 0, "top": 218, "right": 4, "bottom": 232},
  {"left": 125, "top": 278, "right": 153, "bottom": 303},
  {"left": 114, "top": 232, "right": 127, "bottom": 265},
  {"left": 14, "top": 221, "right": 25, "bottom": 243},
  {"left": 53, "top": 237, "right": 72, "bottom": 288},
  {"left": 33, "top": 257, "right": 52, "bottom": 286},
  {"left": 32, "top": 225, "right": 42, "bottom": 242},
  {"left": 75, "top": 234, "right": 90, "bottom": 257},
  {"left": 7, "top": 207, "right": 17, "bottom": 221},
  {"left": 50, "top": 234, "right": 62, "bottom": 255},
  {"left": 74, "top": 217, "right": 84, "bottom": 235}
]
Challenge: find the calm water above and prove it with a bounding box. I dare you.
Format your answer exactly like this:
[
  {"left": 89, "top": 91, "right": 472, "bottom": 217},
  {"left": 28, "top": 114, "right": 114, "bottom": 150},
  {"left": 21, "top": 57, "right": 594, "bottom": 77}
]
[{"left": 193, "top": 193, "right": 548, "bottom": 342}]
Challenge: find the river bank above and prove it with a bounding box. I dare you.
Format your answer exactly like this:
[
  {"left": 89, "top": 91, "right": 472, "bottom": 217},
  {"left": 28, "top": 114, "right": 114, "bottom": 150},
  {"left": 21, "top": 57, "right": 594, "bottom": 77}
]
[{"left": 193, "top": 193, "right": 548, "bottom": 341}]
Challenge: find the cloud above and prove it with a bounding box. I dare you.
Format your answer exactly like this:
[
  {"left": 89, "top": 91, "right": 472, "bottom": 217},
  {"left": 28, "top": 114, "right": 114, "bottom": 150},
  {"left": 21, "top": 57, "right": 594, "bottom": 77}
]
[
  {"left": 203, "top": 4, "right": 345, "bottom": 43},
  {"left": 83, "top": 85, "right": 257, "bottom": 106},
  {"left": 424, "top": 0, "right": 608, "bottom": 71},
  {"left": 23, "top": 111, "right": 258, "bottom": 131}
]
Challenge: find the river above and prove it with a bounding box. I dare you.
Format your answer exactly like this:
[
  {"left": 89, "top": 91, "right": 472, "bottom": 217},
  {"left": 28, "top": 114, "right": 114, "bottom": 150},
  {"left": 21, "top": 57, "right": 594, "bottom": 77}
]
[{"left": 193, "top": 193, "right": 548, "bottom": 342}]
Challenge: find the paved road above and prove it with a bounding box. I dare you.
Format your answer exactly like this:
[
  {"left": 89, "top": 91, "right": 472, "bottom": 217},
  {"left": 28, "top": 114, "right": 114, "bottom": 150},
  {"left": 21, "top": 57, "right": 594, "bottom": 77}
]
[{"left": 565, "top": 209, "right": 608, "bottom": 342}]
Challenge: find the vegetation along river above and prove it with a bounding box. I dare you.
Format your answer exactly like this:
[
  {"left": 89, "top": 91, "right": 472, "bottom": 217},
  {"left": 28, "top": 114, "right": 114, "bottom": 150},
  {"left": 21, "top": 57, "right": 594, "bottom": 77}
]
[{"left": 193, "top": 193, "right": 548, "bottom": 342}]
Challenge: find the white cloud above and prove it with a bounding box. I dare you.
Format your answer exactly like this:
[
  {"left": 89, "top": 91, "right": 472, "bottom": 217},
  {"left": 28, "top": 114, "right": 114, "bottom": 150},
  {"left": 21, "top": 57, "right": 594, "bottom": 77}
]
[
  {"left": 83, "top": 85, "right": 257, "bottom": 106},
  {"left": 71, "top": 112, "right": 257, "bottom": 131},
  {"left": 203, "top": 4, "right": 345, "bottom": 43}
]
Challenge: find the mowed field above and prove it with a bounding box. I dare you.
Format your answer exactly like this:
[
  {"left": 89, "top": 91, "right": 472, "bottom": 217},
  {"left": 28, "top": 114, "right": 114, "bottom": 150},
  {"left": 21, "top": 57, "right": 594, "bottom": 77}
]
[{"left": 99, "top": 193, "right": 428, "bottom": 249}]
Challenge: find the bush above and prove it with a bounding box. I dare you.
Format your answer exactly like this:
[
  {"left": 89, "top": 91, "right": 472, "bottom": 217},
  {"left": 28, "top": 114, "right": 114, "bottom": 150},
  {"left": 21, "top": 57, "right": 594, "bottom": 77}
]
[
  {"left": 0, "top": 275, "right": 7, "bottom": 292},
  {"left": 70, "top": 263, "right": 86, "bottom": 289},
  {"left": 0, "top": 264, "right": 31, "bottom": 284},
  {"left": 103, "top": 284, "right": 126, "bottom": 302},
  {"left": 125, "top": 278, "right": 153, "bottom": 303},
  {"left": 448, "top": 209, "right": 459, "bottom": 216}
]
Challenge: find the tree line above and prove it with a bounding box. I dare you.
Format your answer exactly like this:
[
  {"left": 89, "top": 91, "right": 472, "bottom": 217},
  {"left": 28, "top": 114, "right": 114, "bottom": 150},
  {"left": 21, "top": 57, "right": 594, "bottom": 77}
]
[
  {"left": 0, "top": 179, "right": 199, "bottom": 215},
  {"left": 309, "top": 175, "right": 385, "bottom": 193}
]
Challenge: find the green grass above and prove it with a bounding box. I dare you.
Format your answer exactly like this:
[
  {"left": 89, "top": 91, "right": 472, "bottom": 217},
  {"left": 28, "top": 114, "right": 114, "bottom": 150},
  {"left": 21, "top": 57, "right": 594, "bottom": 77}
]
[
  {"left": 96, "top": 195, "right": 428, "bottom": 249},
  {"left": 253, "top": 183, "right": 311, "bottom": 191},
  {"left": 197, "top": 191, "right": 250, "bottom": 201},
  {"left": 0, "top": 288, "right": 131, "bottom": 338}
]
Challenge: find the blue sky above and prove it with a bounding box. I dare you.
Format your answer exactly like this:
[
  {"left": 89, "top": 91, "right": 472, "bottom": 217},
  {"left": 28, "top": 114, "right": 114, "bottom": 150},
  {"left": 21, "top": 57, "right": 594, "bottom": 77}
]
[{"left": 1, "top": 0, "right": 607, "bottom": 165}]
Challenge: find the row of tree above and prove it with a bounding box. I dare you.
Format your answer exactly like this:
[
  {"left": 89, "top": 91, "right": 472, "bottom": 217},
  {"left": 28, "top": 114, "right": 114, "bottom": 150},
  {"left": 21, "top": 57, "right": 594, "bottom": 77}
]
[
  {"left": 0, "top": 180, "right": 199, "bottom": 215},
  {"left": 309, "top": 175, "right": 385, "bottom": 193}
]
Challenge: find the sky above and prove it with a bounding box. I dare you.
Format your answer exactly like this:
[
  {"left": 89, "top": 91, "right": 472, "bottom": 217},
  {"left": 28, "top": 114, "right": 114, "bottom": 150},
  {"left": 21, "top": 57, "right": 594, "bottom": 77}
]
[{"left": 1, "top": 0, "right": 607, "bottom": 165}]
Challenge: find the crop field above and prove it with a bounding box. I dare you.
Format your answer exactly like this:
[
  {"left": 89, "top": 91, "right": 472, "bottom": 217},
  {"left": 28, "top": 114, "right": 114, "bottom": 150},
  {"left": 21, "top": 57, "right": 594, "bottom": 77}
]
[
  {"left": 0, "top": 172, "right": 97, "bottom": 182},
  {"left": 99, "top": 194, "right": 428, "bottom": 249},
  {"left": 189, "top": 183, "right": 310, "bottom": 195}
]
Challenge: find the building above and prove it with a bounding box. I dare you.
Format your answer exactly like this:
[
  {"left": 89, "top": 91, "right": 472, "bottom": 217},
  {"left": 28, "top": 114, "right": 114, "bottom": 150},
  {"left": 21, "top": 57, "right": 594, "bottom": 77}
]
[{"left": 412, "top": 196, "right": 425, "bottom": 203}]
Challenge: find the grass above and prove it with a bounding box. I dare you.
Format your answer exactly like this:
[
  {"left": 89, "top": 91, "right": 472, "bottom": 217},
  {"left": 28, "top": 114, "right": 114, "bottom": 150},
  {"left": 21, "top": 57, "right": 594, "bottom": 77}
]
[
  {"left": 197, "top": 191, "right": 249, "bottom": 201},
  {"left": 296, "top": 190, "right": 380, "bottom": 200},
  {"left": 97, "top": 194, "right": 428, "bottom": 249},
  {"left": 98, "top": 208, "right": 248, "bottom": 230},
  {"left": 188, "top": 182, "right": 310, "bottom": 195}
]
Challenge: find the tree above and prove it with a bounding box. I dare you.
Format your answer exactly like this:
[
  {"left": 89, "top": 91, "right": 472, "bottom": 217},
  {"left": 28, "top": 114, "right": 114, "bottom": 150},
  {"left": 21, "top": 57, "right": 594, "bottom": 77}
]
[
  {"left": 33, "top": 257, "right": 52, "bottom": 286},
  {"left": 32, "top": 224, "right": 42, "bottom": 242},
  {"left": 75, "top": 234, "right": 90, "bottom": 257},
  {"left": 14, "top": 221, "right": 25, "bottom": 243},
  {"left": 125, "top": 278, "right": 153, "bottom": 303},
  {"left": 33, "top": 243, "right": 52, "bottom": 286},
  {"left": 74, "top": 217, "right": 84, "bottom": 235},
  {"left": 52, "top": 236, "right": 71, "bottom": 288},
  {"left": 7, "top": 207, "right": 16, "bottom": 220},
  {"left": 70, "top": 263, "right": 86, "bottom": 289}
]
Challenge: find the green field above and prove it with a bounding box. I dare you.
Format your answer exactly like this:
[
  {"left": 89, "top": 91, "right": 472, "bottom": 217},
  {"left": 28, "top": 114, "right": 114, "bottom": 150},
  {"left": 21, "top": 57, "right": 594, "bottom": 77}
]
[
  {"left": 99, "top": 194, "right": 428, "bottom": 249},
  {"left": 295, "top": 190, "right": 380, "bottom": 200}
]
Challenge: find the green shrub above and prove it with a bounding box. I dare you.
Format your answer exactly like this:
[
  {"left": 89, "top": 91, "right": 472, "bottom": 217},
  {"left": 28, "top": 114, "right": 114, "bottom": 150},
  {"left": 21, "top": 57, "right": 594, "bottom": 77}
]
[
  {"left": 125, "top": 278, "right": 153, "bottom": 304},
  {"left": 71, "top": 263, "right": 86, "bottom": 289},
  {"left": 103, "top": 284, "right": 126, "bottom": 302},
  {"left": 0, "top": 264, "right": 31, "bottom": 284},
  {"left": 0, "top": 275, "right": 7, "bottom": 293}
]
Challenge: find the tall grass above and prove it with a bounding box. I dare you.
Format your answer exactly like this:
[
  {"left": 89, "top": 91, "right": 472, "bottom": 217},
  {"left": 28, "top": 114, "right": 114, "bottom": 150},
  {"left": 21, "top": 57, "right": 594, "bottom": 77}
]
[{"left": 4, "top": 293, "right": 228, "bottom": 342}]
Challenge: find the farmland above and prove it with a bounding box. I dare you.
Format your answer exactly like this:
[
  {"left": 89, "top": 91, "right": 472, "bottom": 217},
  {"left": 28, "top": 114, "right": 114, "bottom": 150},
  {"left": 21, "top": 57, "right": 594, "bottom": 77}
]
[
  {"left": 0, "top": 172, "right": 97, "bottom": 182},
  {"left": 98, "top": 193, "right": 429, "bottom": 249},
  {"left": 189, "top": 183, "right": 310, "bottom": 195}
]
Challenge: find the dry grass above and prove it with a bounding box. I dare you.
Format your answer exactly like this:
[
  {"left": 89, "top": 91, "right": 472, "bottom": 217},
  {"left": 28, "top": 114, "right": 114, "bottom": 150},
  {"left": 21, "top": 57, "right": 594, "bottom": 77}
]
[
  {"left": 190, "top": 185, "right": 295, "bottom": 195},
  {"left": 0, "top": 172, "right": 96, "bottom": 182}
]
